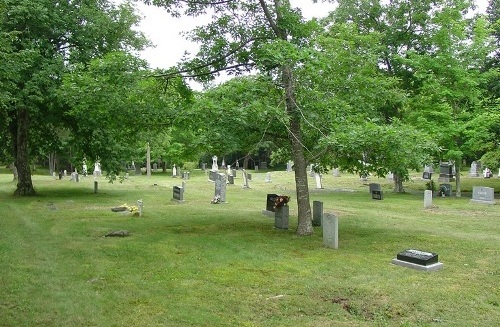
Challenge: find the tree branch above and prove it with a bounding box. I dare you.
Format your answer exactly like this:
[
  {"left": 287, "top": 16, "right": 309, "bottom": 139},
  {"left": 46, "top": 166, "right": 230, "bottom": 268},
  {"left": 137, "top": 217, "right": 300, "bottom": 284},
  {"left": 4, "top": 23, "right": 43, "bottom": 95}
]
[
  {"left": 258, "top": 0, "right": 281, "bottom": 37},
  {"left": 153, "top": 63, "right": 256, "bottom": 79}
]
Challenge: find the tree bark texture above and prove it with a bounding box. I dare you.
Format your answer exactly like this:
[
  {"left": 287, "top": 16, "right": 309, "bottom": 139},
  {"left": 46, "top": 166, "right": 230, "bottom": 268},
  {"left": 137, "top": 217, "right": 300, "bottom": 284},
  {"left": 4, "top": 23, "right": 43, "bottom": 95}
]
[
  {"left": 393, "top": 173, "right": 404, "bottom": 193},
  {"left": 282, "top": 65, "right": 313, "bottom": 236},
  {"left": 14, "top": 107, "right": 36, "bottom": 196}
]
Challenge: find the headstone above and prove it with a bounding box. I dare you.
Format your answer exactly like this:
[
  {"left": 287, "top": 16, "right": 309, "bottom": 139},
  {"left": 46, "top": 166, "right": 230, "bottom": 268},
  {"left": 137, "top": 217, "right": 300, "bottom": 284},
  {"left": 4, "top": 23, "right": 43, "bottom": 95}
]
[
  {"left": 260, "top": 162, "right": 267, "bottom": 169},
  {"left": 64, "top": 169, "right": 67, "bottom": 177},
  {"left": 314, "top": 173, "right": 323, "bottom": 189},
  {"left": 247, "top": 173, "right": 252, "bottom": 181},
  {"left": 94, "top": 162, "right": 101, "bottom": 177},
  {"left": 231, "top": 169, "right": 237, "bottom": 177},
  {"left": 286, "top": 161, "right": 293, "bottom": 172},
  {"left": 254, "top": 165, "right": 259, "bottom": 172},
  {"left": 183, "top": 172, "right": 190, "bottom": 180},
  {"left": 221, "top": 158, "right": 226, "bottom": 169},
  {"left": 323, "top": 213, "right": 338, "bottom": 249},
  {"left": 153, "top": 163, "right": 158, "bottom": 171},
  {"left": 82, "top": 160, "right": 88, "bottom": 176},
  {"left": 424, "top": 165, "right": 434, "bottom": 173},
  {"left": 392, "top": 249, "right": 443, "bottom": 271},
  {"left": 266, "top": 194, "right": 278, "bottom": 212},
  {"left": 438, "top": 162, "right": 454, "bottom": 182},
  {"left": 75, "top": 173, "right": 79, "bottom": 182},
  {"left": 135, "top": 164, "right": 142, "bottom": 175},
  {"left": 369, "top": 183, "right": 383, "bottom": 200},
  {"left": 212, "top": 155, "right": 218, "bottom": 171},
  {"left": 227, "top": 175, "right": 234, "bottom": 184},
  {"left": 182, "top": 181, "right": 186, "bottom": 191},
  {"left": 172, "top": 164, "right": 177, "bottom": 178},
  {"left": 438, "top": 183, "right": 452, "bottom": 197},
  {"left": 226, "top": 165, "right": 231, "bottom": 176},
  {"left": 471, "top": 186, "right": 495, "bottom": 204},
  {"left": 332, "top": 168, "right": 340, "bottom": 177},
  {"left": 265, "top": 172, "right": 272, "bottom": 183},
  {"left": 386, "top": 172, "right": 394, "bottom": 180},
  {"left": 274, "top": 205, "right": 289, "bottom": 229},
  {"left": 235, "top": 161, "right": 239, "bottom": 170},
  {"left": 360, "top": 174, "right": 368, "bottom": 182},
  {"left": 94, "top": 181, "right": 98, "bottom": 193},
  {"left": 309, "top": 164, "right": 315, "bottom": 177},
  {"left": 58, "top": 171, "right": 62, "bottom": 180},
  {"left": 201, "top": 163, "right": 207, "bottom": 171},
  {"left": 424, "top": 190, "right": 433, "bottom": 209},
  {"left": 125, "top": 172, "right": 129, "bottom": 179},
  {"left": 172, "top": 186, "right": 184, "bottom": 201},
  {"left": 52, "top": 172, "right": 57, "bottom": 180},
  {"left": 209, "top": 170, "right": 217, "bottom": 182},
  {"left": 214, "top": 173, "right": 227, "bottom": 202},
  {"left": 137, "top": 199, "right": 143, "bottom": 217},
  {"left": 242, "top": 169, "right": 250, "bottom": 188},
  {"left": 469, "top": 161, "right": 480, "bottom": 177},
  {"left": 312, "top": 201, "right": 323, "bottom": 227},
  {"left": 483, "top": 167, "right": 492, "bottom": 178},
  {"left": 422, "top": 172, "right": 432, "bottom": 180}
]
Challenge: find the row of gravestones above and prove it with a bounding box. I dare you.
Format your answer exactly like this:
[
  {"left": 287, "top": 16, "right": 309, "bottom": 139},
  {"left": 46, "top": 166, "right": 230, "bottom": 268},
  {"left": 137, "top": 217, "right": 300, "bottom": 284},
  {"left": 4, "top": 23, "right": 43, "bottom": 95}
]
[{"left": 262, "top": 195, "right": 338, "bottom": 249}]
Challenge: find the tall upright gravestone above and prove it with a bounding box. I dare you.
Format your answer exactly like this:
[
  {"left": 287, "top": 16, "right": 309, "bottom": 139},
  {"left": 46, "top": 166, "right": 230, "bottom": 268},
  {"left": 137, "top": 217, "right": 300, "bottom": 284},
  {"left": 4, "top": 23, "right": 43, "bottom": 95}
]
[{"left": 215, "top": 173, "right": 227, "bottom": 202}]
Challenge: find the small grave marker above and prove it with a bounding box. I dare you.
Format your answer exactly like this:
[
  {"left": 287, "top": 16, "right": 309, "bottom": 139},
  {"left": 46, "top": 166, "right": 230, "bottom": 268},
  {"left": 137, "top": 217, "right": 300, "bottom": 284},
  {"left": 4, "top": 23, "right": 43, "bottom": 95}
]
[
  {"left": 392, "top": 249, "right": 443, "bottom": 271},
  {"left": 312, "top": 201, "right": 323, "bottom": 227},
  {"left": 369, "top": 183, "right": 383, "bottom": 200},
  {"left": 172, "top": 186, "right": 184, "bottom": 202},
  {"left": 323, "top": 213, "right": 338, "bottom": 249},
  {"left": 424, "top": 190, "right": 433, "bottom": 209},
  {"left": 274, "top": 205, "right": 289, "bottom": 229}
]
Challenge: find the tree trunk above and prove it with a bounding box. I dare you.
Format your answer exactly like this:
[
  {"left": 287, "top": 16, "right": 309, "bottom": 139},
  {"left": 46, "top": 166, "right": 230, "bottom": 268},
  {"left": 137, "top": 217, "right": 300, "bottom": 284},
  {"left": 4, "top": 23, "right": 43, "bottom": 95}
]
[
  {"left": 282, "top": 65, "right": 313, "bottom": 236},
  {"left": 243, "top": 154, "right": 251, "bottom": 170},
  {"left": 393, "top": 173, "right": 404, "bottom": 193},
  {"left": 48, "top": 152, "right": 56, "bottom": 176},
  {"left": 14, "top": 107, "right": 36, "bottom": 196},
  {"left": 455, "top": 161, "right": 461, "bottom": 197},
  {"left": 146, "top": 143, "right": 151, "bottom": 177}
]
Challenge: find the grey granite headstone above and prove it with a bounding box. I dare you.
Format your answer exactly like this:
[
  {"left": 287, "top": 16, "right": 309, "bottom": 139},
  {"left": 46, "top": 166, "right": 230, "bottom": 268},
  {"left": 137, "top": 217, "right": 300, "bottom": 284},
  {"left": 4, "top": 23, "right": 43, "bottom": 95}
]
[
  {"left": 439, "top": 183, "right": 452, "bottom": 197},
  {"left": 369, "top": 183, "right": 383, "bottom": 200},
  {"left": 312, "top": 201, "right": 323, "bottom": 227},
  {"left": 469, "top": 161, "right": 480, "bottom": 177},
  {"left": 227, "top": 175, "right": 234, "bottom": 184},
  {"left": 471, "top": 186, "right": 495, "bottom": 204},
  {"left": 265, "top": 172, "right": 272, "bottom": 183},
  {"left": 323, "top": 213, "right": 338, "bottom": 249},
  {"left": 274, "top": 205, "right": 289, "bottom": 229},
  {"left": 332, "top": 168, "right": 340, "bottom": 177},
  {"left": 438, "top": 162, "right": 454, "bottom": 182},
  {"left": 215, "top": 173, "right": 227, "bottom": 202}
]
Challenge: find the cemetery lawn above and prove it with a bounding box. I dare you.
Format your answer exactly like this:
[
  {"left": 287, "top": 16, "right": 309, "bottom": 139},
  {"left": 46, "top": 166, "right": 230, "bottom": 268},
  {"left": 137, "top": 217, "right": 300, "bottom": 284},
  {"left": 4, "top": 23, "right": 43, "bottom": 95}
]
[{"left": 0, "top": 170, "right": 498, "bottom": 327}]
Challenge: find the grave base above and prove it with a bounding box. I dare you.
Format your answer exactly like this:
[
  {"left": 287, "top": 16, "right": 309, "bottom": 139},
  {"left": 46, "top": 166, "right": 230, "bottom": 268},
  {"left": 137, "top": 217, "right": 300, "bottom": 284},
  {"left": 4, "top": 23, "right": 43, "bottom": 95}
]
[
  {"left": 470, "top": 199, "right": 495, "bottom": 205},
  {"left": 391, "top": 259, "right": 443, "bottom": 271},
  {"left": 262, "top": 209, "right": 274, "bottom": 217}
]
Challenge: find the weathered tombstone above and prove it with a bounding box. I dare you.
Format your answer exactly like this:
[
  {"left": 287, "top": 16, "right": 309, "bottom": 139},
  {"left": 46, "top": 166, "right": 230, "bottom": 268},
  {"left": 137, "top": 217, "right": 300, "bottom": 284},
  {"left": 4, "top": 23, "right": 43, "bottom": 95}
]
[
  {"left": 183, "top": 171, "right": 190, "bottom": 180},
  {"left": 172, "top": 164, "right": 177, "bottom": 178},
  {"left": 438, "top": 183, "right": 452, "bottom": 197},
  {"left": 137, "top": 199, "right": 143, "bottom": 217},
  {"left": 235, "top": 161, "right": 239, "bottom": 170},
  {"left": 242, "top": 169, "right": 250, "bottom": 188},
  {"left": 332, "top": 168, "right": 340, "bottom": 177},
  {"left": 254, "top": 165, "right": 259, "bottom": 172},
  {"left": 221, "top": 158, "right": 226, "bottom": 169},
  {"left": 274, "top": 205, "right": 289, "bottom": 229},
  {"left": 58, "top": 171, "right": 63, "bottom": 180},
  {"left": 386, "top": 172, "right": 394, "bottom": 180},
  {"left": 424, "top": 190, "right": 433, "bottom": 209},
  {"left": 422, "top": 171, "right": 432, "bottom": 180},
  {"left": 94, "top": 181, "right": 98, "bottom": 193},
  {"left": 125, "top": 172, "right": 129, "bottom": 179},
  {"left": 172, "top": 186, "right": 184, "bottom": 201},
  {"left": 424, "top": 164, "right": 433, "bottom": 173},
  {"left": 471, "top": 186, "right": 495, "bottom": 204},
  {"left": 323, "top": 213, "right": 338, "bottom": 249},
  {"left": 212, "top": 155, "right": 218, "bottom": 171},
  {"left": 265, "top": 172, "right": 272, "bottom": 183},
  {"left": 182, "top": 181, "right": 186, "bottom": 191},
  {"left": 438, "top": 162, "right": 454, "bottom": 182},
  {"left": 286, "top": 161, "right": 293, "bottom": 172},
  {"left": 201, "top": 162, "right": 207, "bottom": 170},
  {"left": 309, "top": 164, "right": 315, "bottom": 177},
  {"left": 260, "top": 162, "right": 267, "bottom": 169},
  {"left": 64, "top": 169, "right": 67, "bottom": 177},
  {"left": 469, "top": 161, "right": 480, "bottom": 177},
  {"left": 312, "top": 201, "right": 323, "bottom": 227},
  {"left": 228, "top": 175, "right": 234, "bottom": 184},
  {"left": 369, "top": 183, "right": 383, "bottom": 200},
  {"left": 153, "top": 163, "right": 158, "bottom": 172},
  {"left": 314, "top": 173, "right": 323, "bottom": 189},
  {"left": 214, "top": 173, "right": 227, "bottom": 202},
  {"left": 94, "top": 162, "right": 101, "bottom": 177},
  {"left": 360, "top": 174, "right": 368, "bottom": 182},
  {"left": 391, "top": 249, "right": 443, "bottom": 271},
  {"left": 75, "top": 172, "right": 79, "bottom": 182}
]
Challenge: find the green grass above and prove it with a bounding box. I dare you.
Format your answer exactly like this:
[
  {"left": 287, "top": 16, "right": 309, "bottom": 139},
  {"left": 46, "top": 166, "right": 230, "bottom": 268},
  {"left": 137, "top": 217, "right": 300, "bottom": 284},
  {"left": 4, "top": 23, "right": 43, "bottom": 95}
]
[{"left": 0, "top": 170, "right": 498, "bottom": 326}]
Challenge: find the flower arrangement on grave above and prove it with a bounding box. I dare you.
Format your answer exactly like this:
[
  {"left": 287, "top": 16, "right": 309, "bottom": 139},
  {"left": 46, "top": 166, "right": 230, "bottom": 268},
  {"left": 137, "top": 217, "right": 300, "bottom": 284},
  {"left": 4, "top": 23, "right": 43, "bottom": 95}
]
[
  {"left": 111, "top": 203, "right": 139, "bottom": 216},
  {"left": 211, "top": 195, "right": 221, "bottom": 204},
  {"left": 274, "top": 195, "right": 290, "bottom": 208},
  {"left": 438, "top": 185, "right": 447, "bottom": 197}
]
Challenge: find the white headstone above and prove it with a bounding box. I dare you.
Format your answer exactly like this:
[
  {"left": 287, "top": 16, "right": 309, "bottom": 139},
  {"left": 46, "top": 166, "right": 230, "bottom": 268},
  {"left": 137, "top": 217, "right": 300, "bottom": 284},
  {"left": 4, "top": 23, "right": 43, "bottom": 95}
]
[
  {"left": 424, "top": 190, "right": 433, "bottom": 209},
  {"left": 265, "top": 172, "right": 272, "bottom": 183},
  {"left": 172, "top": 164, "right": 177, "bottom": 177},
  {"left": 242, "top": 169, "right": 250, "bottom": 188},
  {"left": 137, "top": 199, "right": 143, "bottom": 217},
  {"left": 212, "top": 155, "right": 218, "bottom": 171},
  {"left": 314, "top": 173, "right": 323, "bottom": 189}
]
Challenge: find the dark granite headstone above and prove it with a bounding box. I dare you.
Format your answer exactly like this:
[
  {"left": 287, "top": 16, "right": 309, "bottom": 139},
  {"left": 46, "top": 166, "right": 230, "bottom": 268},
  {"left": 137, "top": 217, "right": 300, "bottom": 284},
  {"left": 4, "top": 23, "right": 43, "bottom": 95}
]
[
  {"left": 422, "top": 172, "right": 432, "bottom": 180},
  {"left": 372, "top": 190, "right": 383, "bottom": 200},
  {"left": 312, "top": 201, "right": 323, "bottom": 227},
  {"left": 397, "top": 249, "right": 438, "bottom": 266},
  {"left": 172, "top": 186, "right": 184, "bottom": 201},
  {"left": 228, "top": 175, "right": 234, "bottom": 184},
  {"left": 438, "top": 162, "right": 454, "bottom": 182},
  {"left": 266, "top": 194, "right": 278, "bottom": 212},
  {"left": 439, "top": 183, "right": 452, "bottom": 196}
]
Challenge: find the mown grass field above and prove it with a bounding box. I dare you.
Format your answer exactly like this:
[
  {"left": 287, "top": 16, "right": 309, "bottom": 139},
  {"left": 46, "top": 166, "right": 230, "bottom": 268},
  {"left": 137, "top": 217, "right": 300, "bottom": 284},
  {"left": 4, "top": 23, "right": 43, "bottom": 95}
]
[{"left": 0, "top": 169, "right": 498, "bottom": 326}]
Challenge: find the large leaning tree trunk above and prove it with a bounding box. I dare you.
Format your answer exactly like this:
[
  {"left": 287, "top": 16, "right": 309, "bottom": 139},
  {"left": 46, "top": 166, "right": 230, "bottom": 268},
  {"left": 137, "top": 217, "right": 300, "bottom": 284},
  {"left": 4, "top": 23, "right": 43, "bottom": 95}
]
[
  {"left": 14, "top": 107, "right": 35, "bottom": 196},
  {"left": 282, "top": 65, "right": 313, "bottom": 235}
]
